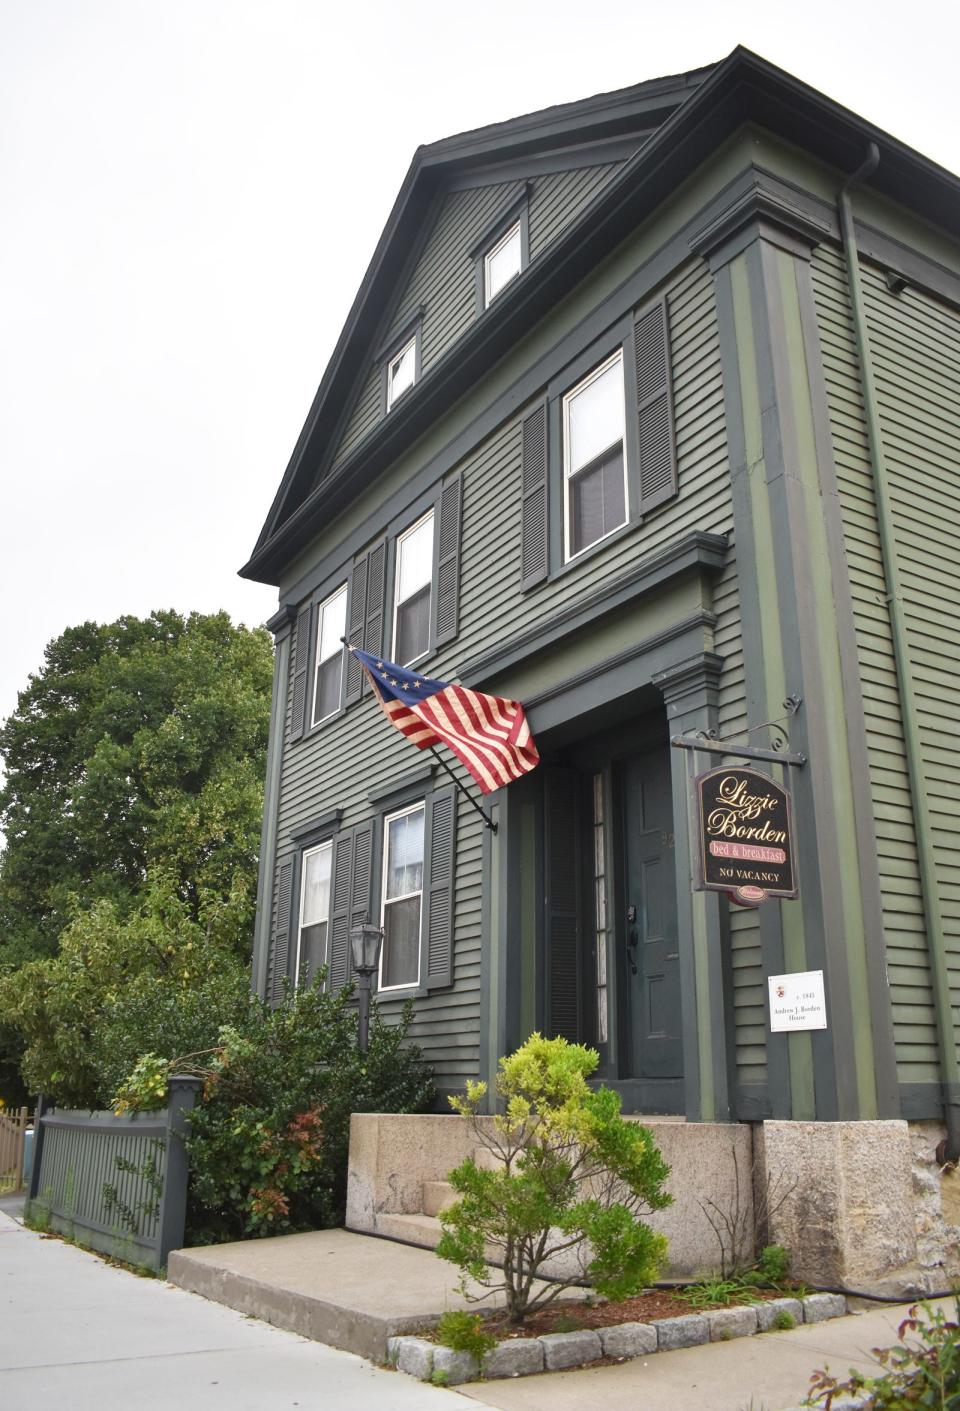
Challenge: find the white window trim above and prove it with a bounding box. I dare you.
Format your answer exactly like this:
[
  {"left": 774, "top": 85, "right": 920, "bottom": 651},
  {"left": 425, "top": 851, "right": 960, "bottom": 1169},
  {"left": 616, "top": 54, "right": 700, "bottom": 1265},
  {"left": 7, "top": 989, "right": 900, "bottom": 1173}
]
[
  {"left": 386, "top": 334, "right": 418, "bottom": 411},
  {"left": 483, "top": 219, "right": 522, "bottom": 308},
  {"left": 391, "top": 509, "right": 434, "bottom": 667},
  {"left": 378, "top": 800, "right": 425, "bottom": 993},
  {"left": 311, "top": 584, "right": 347, "bottom": 727},
  {"left": 561, "top": 348, "right": 629, "bottom": 564},
  {"left": 295, "top": 839, "right": 333, "bottom": 984}
]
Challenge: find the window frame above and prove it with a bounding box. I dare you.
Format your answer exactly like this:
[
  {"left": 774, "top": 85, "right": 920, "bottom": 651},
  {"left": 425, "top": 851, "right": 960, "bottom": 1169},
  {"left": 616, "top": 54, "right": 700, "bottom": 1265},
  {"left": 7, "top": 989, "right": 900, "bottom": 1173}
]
[
  {"left": 386, "top": 334, "right": 418, "bottom": 410},
  {"left": 483, "top": 219, "right": 523, "bottom": 308},
  {"left": 471, "top": 190, "right": 530, "bottom": 315},
  {"left": 294, "top": 838, "right": 334, "bottom": 986},
  {"left": 310, "top": 583, "right": 348, "bottom": 727},
  {"left": 391, "top": 507, "right": 435, "bottom": 668},
  {"left": 378, "top": 799, "right": 426, "bottom": 994},
  {"left": 561, "top": 348, "right": 630, "bottom": 564},
  {"left": 545, "top": 312, "right": 642, "bottom": 582},
  {"left": 379, "top": 310, "right": 424, "bottom": 415}
]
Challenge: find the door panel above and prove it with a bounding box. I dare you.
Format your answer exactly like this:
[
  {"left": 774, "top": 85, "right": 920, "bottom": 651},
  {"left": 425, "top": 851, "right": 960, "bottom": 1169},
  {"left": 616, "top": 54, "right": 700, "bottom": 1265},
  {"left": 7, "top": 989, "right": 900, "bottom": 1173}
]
[{"left": 622, "top": 748, "right": 682, "bottom": 1079}]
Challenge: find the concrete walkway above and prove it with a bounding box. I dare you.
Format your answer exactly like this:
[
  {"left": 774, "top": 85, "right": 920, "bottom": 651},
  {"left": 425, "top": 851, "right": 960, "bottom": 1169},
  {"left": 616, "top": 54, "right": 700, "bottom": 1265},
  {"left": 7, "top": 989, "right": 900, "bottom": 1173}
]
[
  {"left": 4, "top": 1205, "right": 943, "bottom": 1410},
  {"left": 0, "top": 1212, "right": 463, "bottom": 1411}
]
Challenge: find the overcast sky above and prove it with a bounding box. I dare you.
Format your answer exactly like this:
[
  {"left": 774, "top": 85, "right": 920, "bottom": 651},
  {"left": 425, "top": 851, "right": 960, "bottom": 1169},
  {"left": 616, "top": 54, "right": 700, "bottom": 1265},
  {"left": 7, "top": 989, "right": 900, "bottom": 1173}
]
[{"left": 2, "top": 0, "right": 959, "bottom": 741}]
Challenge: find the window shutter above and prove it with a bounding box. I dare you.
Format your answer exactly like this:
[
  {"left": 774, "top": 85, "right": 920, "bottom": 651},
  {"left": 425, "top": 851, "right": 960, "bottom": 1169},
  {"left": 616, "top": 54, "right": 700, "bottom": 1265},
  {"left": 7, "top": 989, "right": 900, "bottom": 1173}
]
[
  {"left": 521, "top": 402, "right": 548, "bottom": 589},
  {"left": 434, "top": 477, "right": 462, "bottom": 647},
  {"left": 328, "top": 829, "right": 355, "bottom": 991},
  {"left": 363, "top": 541, "right": 386, "bottom": 673},
  {"left": 544, "top": 767, "right": 581, "bottom": 1042},
  {"left": 635, "top": 298, "right": 678, "bottom": 512},
  {"left": 344, "top": 558, "right": 368, "bottom": 705},
  {"left": 349, "top": 819, "right": 376, "bottom": 985},
  {"left": 425, "top": 786, "right": 457, "bottom": 988},
  {"left": 268, "top": 857, "right": 295, "bottom": 1004},
  {"left": 289, "top": 605, "right": 312, "bottom": 741}
]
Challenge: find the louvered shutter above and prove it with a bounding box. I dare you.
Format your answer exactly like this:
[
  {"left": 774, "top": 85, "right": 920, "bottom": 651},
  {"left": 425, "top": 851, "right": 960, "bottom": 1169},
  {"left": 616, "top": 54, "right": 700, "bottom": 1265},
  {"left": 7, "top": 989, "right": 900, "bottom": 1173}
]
[
  {"left": 289, "top": 605, "right": 312, "bottom": 741},
  {"left": 348, "top": 819, "right": 376, "bottom": 985},
  {"left": 521, "top": 402, "right": 548, "bottom": 589},
  {"left": 544, "top": 768, "right": 582, "bottom": 1042},
  {"left": 268, "top": 857, "right": 295, "bottom": 1004},
  {"left": 425, "top": 787, "right": 457, "bottom": 989},
  {"left": 433, "top": 477, "right": 462, "bottom": 647},
  {"left": 344, "top": 557, "right": 368, "bottom": 705},
  {"left": 328, "top": 829, "right": 355, "bottom": 991},
  {"left": 363, "top": 541, "right": 386, "bottom": 676},
  {"left": 635, "top": 298, "right": 678, "bottom": 512}
]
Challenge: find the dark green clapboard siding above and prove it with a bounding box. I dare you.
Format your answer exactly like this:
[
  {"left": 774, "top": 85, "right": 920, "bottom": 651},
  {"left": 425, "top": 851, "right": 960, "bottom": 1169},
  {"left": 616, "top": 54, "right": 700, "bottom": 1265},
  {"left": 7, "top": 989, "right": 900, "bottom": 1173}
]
[
  {"left": 330, "top": 162, "right": 624, "bottom": 476},
  {"left": 861, "top": 262, "right": 960, "bottom": 1062},
  {"left": 268, "top": 255, "right": 737, "bottom": 1091},
  {"left": 810, "top": 242, "right": 941, "bottom": 1082}
]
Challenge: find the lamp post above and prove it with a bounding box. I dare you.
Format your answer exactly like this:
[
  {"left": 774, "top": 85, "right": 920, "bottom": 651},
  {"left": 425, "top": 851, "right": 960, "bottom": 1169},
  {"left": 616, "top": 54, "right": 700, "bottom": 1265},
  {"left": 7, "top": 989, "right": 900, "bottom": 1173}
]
[{"left": 349, "top": 921, "right": 383, "bottom": 1053}]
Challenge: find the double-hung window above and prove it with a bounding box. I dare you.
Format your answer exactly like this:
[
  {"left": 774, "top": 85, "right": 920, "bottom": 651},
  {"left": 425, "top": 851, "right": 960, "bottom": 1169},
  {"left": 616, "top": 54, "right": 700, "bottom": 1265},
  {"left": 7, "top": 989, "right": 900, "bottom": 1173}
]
[
  {"left": 393, "top": 511, "right": 434, "bottom": 665},
  {"left": 296, "top": 841, "right": 332, "bottom": 984},
  {"left": 312, "top": 585, "right": 347, "bottom": 725},
  {"left": 563, "top": 350, "right": 628, "bottom": 560},
  {"left": 380, "top": 802, "right": 425, "bottom": 990}
]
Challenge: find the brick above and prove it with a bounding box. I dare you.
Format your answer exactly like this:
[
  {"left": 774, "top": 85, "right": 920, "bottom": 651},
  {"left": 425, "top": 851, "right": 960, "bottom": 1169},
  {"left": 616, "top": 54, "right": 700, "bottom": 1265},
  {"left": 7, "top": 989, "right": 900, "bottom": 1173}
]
[
  {"left": 482, "top": 1339, "right": 545, "bottom": 1378},
  {"left": 706, "top": 1305, "right": 758, "bottom": 1341},
  {"left": 599, "top": 1321, "right": 658, "bottom": 1358},
  {"left": 756, "top": 1297, "right": 804, "bottom": 1331},
  {"left": 656, "top": 1314, "right": 710, "bottom": 1350},
  {"left": 803, "top": 1293, "right": 848, "bottom": 1323},
  {"left": 539, "top": 1329, "right": 603, "bottom": 1369}
]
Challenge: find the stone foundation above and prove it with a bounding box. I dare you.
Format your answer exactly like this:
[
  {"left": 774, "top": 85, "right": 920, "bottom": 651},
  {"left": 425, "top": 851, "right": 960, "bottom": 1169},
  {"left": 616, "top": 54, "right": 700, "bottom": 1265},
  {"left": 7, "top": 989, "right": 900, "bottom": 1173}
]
[{"left": 347, "top": 1113, "right": 960, "bottom": 1294}]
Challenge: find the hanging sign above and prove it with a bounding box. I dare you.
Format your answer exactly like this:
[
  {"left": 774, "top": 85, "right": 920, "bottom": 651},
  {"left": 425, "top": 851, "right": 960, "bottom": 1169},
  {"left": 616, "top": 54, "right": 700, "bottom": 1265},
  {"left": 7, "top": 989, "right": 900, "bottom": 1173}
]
[{"left": 694, "top": 765, "right": 797, "bottom": 906}]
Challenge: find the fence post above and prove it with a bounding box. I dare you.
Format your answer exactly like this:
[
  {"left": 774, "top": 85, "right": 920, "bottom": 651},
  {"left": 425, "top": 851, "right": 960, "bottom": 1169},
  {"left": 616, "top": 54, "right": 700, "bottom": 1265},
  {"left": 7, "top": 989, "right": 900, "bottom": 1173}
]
[
  {"left": 157, "top": 1075, "right": 202, "bottom": 1268},
  {"left": 16, "top": 1107, "right": 28, "bottom": 1189},
  {"left": 27, "top": 1095, "right": 50, "bottom": 1203}
]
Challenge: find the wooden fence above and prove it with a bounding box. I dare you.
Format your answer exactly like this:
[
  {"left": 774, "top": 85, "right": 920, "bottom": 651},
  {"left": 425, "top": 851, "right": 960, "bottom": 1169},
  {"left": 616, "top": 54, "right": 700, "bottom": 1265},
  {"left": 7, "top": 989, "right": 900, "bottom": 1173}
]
[
  {"left": 0, "top": 1105, "right": 30, "bottom": 1192},
  {"left": 28, "top": 1076, "right": 201, "bottom": 1271}
]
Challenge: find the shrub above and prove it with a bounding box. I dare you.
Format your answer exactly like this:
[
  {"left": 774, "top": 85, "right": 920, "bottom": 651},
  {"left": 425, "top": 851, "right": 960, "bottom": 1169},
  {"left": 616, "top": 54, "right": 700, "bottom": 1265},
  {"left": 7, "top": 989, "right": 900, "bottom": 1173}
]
[
  {"left": 809, "top": 1298, "right": 960, "bottom": 1408},
  {"left": 114, "top": 978, "right": 434, "bottom": 1244},
  {"left": 435, "top": 1310, "right": 496, "bottom": 1361},
  {"left": 773, "top": 1309, "right": 795, "bottom": 1331},
  {"left": 756, "top": 1244, "right": 790, "bottom": 1285},
  {"left": 436, "top": 1033, "right": 671, "bottom": 1325}
]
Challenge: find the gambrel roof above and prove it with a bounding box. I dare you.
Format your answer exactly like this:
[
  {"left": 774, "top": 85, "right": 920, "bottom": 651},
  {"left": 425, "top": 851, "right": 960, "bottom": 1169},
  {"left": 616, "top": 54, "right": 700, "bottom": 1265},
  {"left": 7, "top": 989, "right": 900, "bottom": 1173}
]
[{"left": 241, "top": 46, "right": 960, "bottom": 586}]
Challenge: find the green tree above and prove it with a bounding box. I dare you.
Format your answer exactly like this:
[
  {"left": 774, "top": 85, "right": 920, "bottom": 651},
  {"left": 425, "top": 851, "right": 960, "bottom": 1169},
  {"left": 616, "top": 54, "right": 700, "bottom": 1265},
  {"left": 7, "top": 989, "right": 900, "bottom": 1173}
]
[
  {"left": 436, "top": 1034, "right": 672, "bottom": 1325},
  {"left": 0, "top": 610, "right": 273, "bottom": 1103}
]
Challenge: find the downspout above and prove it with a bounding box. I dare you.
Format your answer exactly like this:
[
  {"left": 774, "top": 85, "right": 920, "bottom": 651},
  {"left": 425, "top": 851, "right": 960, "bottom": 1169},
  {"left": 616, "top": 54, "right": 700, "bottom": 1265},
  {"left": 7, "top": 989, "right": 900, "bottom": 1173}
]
[{"left": 837, "top": 145, "right": 960, "bottom": 1162}]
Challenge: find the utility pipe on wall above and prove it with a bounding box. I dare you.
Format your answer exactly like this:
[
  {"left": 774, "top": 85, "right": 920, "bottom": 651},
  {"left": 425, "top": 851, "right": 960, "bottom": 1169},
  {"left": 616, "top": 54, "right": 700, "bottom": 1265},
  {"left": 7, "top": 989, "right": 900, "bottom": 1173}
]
[{"left": 837, "top": 145, "right": 960, "bottom": 1163}]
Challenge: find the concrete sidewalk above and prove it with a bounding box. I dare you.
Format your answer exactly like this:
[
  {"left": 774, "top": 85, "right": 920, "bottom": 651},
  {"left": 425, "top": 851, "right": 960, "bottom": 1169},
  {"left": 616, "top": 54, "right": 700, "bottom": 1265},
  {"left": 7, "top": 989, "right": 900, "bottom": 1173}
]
[{"left": 0, "top": 1212, "right": 463, "bottom": 1410}]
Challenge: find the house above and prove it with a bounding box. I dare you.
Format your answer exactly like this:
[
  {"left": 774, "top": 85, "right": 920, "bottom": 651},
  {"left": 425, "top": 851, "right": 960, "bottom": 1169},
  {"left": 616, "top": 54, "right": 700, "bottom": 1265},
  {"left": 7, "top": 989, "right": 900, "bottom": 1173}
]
[{"left": 241, "top": 49, "right": 960, "bottom": 1289}]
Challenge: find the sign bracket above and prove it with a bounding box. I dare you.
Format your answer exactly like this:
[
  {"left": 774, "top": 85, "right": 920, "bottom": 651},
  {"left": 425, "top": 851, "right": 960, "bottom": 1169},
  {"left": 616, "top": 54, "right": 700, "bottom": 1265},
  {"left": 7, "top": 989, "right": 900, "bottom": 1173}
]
[{"left": 671, "top": 694, "right": 806, "bottom": 768}]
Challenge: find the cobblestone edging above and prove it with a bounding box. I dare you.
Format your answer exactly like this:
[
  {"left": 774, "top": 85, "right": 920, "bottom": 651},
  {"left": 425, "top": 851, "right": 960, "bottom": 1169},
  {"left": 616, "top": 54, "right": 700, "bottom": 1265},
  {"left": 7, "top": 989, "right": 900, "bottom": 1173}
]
[{"left": 387, "top": 1292, "right": 848, "bottom": 1384}]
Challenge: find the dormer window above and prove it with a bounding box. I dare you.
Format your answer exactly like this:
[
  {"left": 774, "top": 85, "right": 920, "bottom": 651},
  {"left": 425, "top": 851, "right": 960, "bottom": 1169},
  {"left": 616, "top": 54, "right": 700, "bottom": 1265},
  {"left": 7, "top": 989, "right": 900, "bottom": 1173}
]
[
  {"left": 484, "top": 220, "right": 522, "bottom": 306},
  {"left": 387, "top": 335, "right": 417, "bottom": 409}
]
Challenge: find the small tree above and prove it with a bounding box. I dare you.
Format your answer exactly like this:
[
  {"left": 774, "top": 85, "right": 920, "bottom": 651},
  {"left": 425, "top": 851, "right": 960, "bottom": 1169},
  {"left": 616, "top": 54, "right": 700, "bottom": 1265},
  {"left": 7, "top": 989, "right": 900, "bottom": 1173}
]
[{"left": 435, "top": 1034, "right": 672, "bottom": 1325}]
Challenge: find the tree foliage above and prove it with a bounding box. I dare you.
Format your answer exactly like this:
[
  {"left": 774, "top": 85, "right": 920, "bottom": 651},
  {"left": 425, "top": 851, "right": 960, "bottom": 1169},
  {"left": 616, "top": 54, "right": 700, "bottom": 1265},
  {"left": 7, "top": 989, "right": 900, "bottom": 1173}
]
[
  {"left": 0, "top": 610, "right": 273, "bottom": 967},
  {"left": 0, "top": 610, "right": 273, "bottom": 1104},
  {"left": 436, "top": 1034, "right": 672, "bottom": 1325}
]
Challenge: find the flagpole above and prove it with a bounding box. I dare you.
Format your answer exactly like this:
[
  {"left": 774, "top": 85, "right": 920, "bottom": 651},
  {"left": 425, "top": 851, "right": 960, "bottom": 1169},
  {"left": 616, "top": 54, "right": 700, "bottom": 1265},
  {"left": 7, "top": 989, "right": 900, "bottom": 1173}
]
[
  {"left": 428, "top": 747, "right": 498, "bottom": 834},
  {"left": 341, "top": 638, "right": 498, "bottom": 833}
]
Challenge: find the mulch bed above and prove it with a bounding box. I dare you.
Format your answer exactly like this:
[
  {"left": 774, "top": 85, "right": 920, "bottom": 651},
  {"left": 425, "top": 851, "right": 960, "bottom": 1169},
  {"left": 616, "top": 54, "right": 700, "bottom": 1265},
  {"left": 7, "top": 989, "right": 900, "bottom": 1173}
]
[{"left": 469, "top": 1286, "right": 799, "bottom": 1340}]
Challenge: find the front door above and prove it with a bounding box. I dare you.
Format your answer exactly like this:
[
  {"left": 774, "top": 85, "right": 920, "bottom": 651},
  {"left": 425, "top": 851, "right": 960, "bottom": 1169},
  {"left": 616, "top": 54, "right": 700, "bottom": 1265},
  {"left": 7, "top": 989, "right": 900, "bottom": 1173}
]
[{"left": 622, "top": 748, "right": 682, "bottom": 1080}]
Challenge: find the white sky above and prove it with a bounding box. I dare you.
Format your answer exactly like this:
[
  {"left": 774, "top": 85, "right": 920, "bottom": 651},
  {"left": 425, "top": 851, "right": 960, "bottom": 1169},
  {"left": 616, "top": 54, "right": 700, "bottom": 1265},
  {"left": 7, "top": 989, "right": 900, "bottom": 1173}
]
[{"left": 2, "top": 0, "right": 959, "bottom": 740}]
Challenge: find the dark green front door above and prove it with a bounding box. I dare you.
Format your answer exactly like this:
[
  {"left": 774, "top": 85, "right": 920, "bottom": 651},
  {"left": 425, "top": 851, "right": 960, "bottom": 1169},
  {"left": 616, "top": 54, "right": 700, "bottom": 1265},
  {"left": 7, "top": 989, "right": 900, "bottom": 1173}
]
[{"left": 622, "top": 748, "right": 682, "bottom": 1080}]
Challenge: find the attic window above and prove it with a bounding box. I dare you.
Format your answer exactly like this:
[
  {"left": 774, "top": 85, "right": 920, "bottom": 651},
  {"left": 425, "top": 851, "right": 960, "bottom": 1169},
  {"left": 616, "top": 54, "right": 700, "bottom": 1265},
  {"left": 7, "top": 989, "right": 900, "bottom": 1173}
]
[
  {"left": 484, "top": 221, "right": 522, "bottom": 306},
  {"left": 387, "top": 335, "right": 417, "bottom": 409}
]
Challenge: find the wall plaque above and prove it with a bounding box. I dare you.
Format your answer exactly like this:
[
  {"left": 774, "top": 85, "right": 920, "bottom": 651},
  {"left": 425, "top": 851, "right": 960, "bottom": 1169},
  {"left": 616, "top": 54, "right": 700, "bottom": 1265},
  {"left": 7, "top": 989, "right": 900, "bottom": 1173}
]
[
  {"left": 694, "top": 765, "right": 797, "bottom": 906},
  {"left": 768, "top": 970, "right": 827, "bottom": 1032}
]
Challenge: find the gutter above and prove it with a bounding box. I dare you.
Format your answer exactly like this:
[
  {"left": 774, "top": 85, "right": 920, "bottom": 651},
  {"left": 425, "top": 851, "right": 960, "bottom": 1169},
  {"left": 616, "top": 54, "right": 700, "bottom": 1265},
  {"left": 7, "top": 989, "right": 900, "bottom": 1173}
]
[{"left": 837, "top": 146, "right": 960, "bottom": 1163}]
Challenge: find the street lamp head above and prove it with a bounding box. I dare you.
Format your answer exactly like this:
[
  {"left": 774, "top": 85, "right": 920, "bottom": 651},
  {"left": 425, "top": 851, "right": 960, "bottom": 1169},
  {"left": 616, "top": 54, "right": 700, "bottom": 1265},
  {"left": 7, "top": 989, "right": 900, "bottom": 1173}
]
[{"left": 349, "top": 921, "right": 383, "bottom": 977}]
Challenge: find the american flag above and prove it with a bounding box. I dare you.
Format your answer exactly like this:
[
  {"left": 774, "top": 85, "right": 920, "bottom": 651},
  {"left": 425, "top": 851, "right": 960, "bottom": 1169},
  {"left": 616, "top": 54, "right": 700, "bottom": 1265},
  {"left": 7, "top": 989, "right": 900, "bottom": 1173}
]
[{"left": 348, "top": 646, "right": 540, "bottom": 795}]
